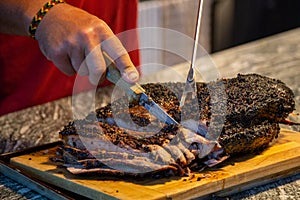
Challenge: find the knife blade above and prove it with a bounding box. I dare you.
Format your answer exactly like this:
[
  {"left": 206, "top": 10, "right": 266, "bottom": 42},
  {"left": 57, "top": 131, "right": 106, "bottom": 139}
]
[
  {"left": 180, "top": 0, "right": 204, "bottom": 107},
  {"left": 104, "top": 53, "right": 179, "bottom": 126}
]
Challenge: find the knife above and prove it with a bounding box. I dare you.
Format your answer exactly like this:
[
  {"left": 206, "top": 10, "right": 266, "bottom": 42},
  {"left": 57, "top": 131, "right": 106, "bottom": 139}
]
[
  {"left": 104, "top": 53, "right": 179, "bottom": 125},
  {"left": 180, "top": 0, "right": 204, "bottom": 107}
]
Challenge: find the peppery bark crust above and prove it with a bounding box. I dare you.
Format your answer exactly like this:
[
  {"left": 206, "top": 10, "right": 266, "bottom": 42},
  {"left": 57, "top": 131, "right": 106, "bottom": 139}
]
[{"left": 57, "top": 73, "right": 296, "bottom": 177}]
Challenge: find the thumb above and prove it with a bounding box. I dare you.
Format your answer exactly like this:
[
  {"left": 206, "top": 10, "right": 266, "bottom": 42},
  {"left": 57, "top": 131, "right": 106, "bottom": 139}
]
[
  {"left": 101, "top": 34, "right": 140, "bottom": 83},
  {"left": 121, "top": 65, "right": 139, "bottom": 83}
]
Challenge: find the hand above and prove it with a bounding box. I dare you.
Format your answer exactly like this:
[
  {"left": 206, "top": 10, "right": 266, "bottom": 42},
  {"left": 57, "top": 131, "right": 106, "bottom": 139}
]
[{"left": 34, "top": 3, "right": 139, "bottom": 85}]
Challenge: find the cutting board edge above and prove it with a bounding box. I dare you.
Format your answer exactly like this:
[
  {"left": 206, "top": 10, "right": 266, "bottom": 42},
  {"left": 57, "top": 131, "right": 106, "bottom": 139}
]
[
  {"left": 154, "top": 141, "right": 300, "bottom": 199},
  {"left": 214, "top": 166, "right": 300, "bottom": 198},
  {"left": 10, "top": 158, "right": 169, "bottom": 200},
  {"left": 9, "top": 159, "right": 121, "bottom": 200},
  {"left": 162, "top": 156, "right": 300, "bottom": 200}
]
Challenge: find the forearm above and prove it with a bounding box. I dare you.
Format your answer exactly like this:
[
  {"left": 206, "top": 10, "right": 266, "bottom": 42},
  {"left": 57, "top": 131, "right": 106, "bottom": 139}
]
[{"left": 0, "top": 0, "right": 48, "bottom": 35}]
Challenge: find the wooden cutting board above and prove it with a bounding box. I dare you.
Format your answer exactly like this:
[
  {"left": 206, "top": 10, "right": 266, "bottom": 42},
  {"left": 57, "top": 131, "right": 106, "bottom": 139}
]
[{"left": 9, "top": 129, "right": 300, "bottom": 200}]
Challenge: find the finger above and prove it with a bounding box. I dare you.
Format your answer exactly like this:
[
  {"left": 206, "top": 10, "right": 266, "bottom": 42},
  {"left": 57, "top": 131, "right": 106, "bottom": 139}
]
[
  {"left": 69, "top": 47, "right": 89, "bottom": 76},
  {"left": 120, "top": 64, "right": 139, "bottom": 83},
  {"left": 78, "top": 60, "right": 89, "bottom": 76},
  {"left": 52, "top": 54, "right": 76, "bottom": 76},
  {"left": 102, "top": 35, "right": 139, "bottom": 83},
  {"left": 85, "top": 45, "right": 106, "bottom": 85},
  {"left": 98, "top": 69, "right": 107, "bottom": 83}
]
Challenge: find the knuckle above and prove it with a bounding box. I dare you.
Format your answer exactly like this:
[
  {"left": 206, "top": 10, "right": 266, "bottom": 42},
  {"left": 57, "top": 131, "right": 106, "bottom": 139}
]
[
  {"left": 47, "top": 43, "right": 67, "bottom": 61},
  {"left": 93, "top": 19, "right": 109, "bottom": 34},
  {"left": 77, "top": 19, "right": 108, "bottom": 42}
]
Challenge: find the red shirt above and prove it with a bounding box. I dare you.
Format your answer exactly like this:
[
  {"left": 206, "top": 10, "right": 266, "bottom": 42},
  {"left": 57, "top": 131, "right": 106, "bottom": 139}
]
[{"left": 0, "top": 0, "right": 139, "bottom": 116}]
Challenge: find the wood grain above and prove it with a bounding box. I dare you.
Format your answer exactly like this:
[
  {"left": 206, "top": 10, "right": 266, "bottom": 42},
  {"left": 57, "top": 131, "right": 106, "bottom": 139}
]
[{"left": 9, "top": 129, "right": 300, "bottom": 200}]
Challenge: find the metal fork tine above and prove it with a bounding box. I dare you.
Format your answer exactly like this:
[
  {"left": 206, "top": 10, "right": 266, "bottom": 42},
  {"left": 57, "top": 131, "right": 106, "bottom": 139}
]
[{"left": 180, "top": 0, "right": 204, "bottom": 107}]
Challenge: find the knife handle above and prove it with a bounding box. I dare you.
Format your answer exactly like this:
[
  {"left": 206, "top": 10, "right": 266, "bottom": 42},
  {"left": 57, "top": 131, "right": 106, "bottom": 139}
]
[
  {"left": 106, "top": 65, "right": 133, "bottom": 96},
  {"left": 104, "top": 53, "right": 145, "bottom": 96}
]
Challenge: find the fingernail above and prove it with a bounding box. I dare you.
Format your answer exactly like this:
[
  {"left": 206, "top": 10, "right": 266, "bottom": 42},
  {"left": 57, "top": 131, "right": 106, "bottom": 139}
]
[{"left": 128, "top": 72, "right": 139, "bottom": 81}]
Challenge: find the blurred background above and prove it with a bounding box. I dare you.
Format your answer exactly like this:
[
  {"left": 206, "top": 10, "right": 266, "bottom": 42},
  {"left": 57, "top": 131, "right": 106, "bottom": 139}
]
[{"left": 138, "top": 0, "right": 300, "bottom": 72}]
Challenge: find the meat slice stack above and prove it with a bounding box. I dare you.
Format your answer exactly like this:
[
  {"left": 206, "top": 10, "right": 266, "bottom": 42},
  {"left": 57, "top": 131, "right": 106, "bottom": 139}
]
[{"left": 56, "top": 74, "right": 297, "bottom": 177}]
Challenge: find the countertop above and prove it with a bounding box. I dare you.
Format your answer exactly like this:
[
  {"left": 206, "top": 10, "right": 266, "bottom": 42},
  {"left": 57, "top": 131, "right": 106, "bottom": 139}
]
[{"left": 1, "top": 28, "right": 300, "bottom": 199}]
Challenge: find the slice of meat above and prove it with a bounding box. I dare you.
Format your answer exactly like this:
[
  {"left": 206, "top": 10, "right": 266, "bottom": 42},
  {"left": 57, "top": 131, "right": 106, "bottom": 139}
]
[{"left": 55, "top": 73, "right": 297, "bottom": 177}]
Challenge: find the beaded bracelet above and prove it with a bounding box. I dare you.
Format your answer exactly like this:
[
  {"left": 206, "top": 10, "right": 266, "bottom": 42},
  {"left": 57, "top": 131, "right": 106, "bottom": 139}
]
[{"left": 29, "top": 0, "right": 65, "bottom": 39}]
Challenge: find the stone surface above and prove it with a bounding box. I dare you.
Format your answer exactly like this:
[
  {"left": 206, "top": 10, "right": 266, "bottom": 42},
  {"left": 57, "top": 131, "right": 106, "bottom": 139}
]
[
  {"left": 0, "top": 28, "right": 299, "bottom": 199},
  {"left": 0, "top": 173, "right": 48, "bottom": 200}
]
